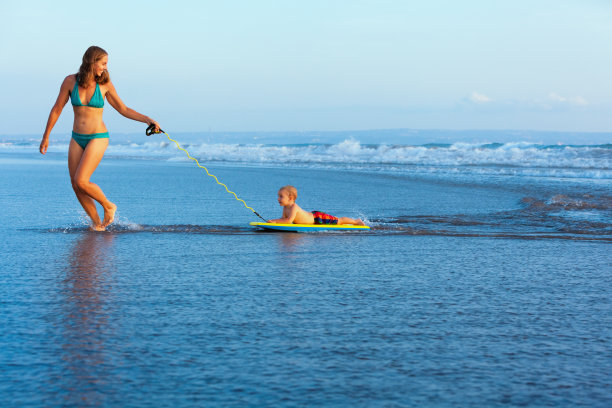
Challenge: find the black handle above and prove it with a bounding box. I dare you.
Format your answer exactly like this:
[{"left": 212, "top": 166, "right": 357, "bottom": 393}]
[{"left": 146, "top": 124, "right": 164, "bottom": 136}]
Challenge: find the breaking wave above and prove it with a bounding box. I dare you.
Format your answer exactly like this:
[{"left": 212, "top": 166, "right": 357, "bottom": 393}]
[{"left": 2, "top": 138, "right": 611, "bottom": 179}]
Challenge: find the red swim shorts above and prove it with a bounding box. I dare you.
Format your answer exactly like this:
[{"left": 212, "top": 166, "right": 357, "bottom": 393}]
[{"left": 311, "top": 211, "right": 339, "bottom": 225}]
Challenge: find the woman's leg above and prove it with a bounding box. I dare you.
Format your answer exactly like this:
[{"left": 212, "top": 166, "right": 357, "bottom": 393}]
[
  {"left": 68, "top": 139, "right": 103, "bottom": 229},
  {"left": 71, "top": 138, "right": 117, "bottom": 229}
]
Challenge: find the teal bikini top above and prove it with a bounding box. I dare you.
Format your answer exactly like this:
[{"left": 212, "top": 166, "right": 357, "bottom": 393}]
[{"left": 70, "top": 78, "right": 104, "bottom": 108}]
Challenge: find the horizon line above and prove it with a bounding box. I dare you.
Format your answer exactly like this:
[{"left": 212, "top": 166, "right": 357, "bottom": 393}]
[{"left": 3, "top": 127, "right": 612, "bottom": 138}]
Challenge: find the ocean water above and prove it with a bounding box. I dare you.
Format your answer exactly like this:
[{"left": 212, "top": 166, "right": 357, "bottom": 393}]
[{"left": 1, "top": 133, "right": 610, "bottom": 407}]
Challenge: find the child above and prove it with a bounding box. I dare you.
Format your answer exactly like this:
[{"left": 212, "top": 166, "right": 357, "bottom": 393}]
[{"left": 268, "top": 185, "right": 365, "bottom": 226}]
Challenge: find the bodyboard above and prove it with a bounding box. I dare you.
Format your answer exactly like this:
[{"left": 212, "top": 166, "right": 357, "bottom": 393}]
[{"left": 250, "top": 222, "right": 370, "bottom": 232}]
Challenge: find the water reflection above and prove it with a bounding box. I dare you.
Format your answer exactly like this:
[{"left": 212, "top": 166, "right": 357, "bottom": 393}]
[
  {"left": 273, "top": 233, "right": 316, "bottom": 273},
  {"left": 58, "top": 231, "right": 116, "bottom": 406},
  {"left": 276, "top": 231, "right": 309, "bottom": 252}
]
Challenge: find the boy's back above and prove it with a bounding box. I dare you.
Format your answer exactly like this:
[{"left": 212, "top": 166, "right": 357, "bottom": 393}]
[{"left": 283, "top": 202, "right": 315, "bottom": 224}]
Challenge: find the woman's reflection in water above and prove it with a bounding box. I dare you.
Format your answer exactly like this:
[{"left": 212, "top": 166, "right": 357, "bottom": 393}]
[{"left": 59, "top": 231, "right": 116, "bottom": 406}]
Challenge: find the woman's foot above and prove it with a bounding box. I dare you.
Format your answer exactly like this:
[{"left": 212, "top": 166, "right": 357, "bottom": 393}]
[
  {"left": 102, "top": 203, "right": 117, "bottom": 228},
  {"left": 90, "top": 224, "right": 105, "bottom": 232}
]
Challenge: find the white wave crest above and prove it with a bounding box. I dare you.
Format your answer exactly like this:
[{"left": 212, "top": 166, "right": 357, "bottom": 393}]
[
  {"left": 2, "top": 139, "right": 610, "bottom": 179},
  {"left": 112, "top": 139, "right": 609, "bottom": 170}
]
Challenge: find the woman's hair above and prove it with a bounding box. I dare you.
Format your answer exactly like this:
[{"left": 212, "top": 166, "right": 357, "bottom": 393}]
[
  {"left": 77, "top": 46, "right": 110, "bottom": 86},
  {"left": 280, "top": 185, "right": 298, "bottom": 199}
]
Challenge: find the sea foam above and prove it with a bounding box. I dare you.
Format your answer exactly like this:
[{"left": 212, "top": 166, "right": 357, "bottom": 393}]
[{"left": 2, "top": 138, "right": 610, "bottom": 179}]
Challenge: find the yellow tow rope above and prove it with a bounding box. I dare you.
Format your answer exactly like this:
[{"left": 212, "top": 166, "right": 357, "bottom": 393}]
[{"left": 147, "top": 126, "right": 267, "bottom": 222}]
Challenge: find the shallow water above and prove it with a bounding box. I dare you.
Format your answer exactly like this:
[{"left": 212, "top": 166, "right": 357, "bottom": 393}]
[{"left": 1, "top": 149, "right": 610, "bottom": 407}]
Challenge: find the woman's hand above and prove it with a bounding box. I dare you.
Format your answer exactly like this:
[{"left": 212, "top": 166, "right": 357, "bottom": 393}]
[
  {"left": 39, "top": 136, "right": 49, "bottom": 155},
  {"left": 148, "top": 119, "right": 162, "bottom": 133}
]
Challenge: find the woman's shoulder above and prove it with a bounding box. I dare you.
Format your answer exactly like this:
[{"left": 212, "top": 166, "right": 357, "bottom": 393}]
[
  {"left": 58, "top": 74, "right": 77, "bottom": 92},
  {"left": 63, "top": 74, "right": 77, "bottom": 86},
  {"left": 101, "top": 79, "right": 115, "bottom": 94}
]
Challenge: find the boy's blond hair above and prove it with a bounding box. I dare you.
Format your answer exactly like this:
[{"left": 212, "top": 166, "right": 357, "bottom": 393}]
[{"left": 279, "top": 185, "right": 298, "bottom": 199}]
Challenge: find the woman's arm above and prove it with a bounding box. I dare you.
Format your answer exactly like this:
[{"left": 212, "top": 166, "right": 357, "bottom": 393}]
[
  {"left": 40, "top": 76, "right": 71, "bottom": 154},
  {"left": 105, "top": 81, "right": 161, "bottom": 131}
]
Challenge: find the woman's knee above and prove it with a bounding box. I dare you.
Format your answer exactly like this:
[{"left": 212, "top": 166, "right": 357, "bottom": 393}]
[
  {"left": 70, "top": 176, "right": 79, "bottom": 191},
  {"left": 73, "top": 177, "right": 90, "bottom": 191}
]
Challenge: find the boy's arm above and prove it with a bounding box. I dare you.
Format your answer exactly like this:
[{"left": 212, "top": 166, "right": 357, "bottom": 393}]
[{"left": 268, "top": 205, "right": 298, "bottom": 224}]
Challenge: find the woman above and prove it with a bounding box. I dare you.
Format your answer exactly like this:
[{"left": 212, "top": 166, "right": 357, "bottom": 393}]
[{"left": 40, "top": 46, "right": 160, "bottom": 231}]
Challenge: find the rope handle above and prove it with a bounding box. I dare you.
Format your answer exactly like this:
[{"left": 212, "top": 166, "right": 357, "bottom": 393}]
[
  {"left": 146, "top": 123, "right": 164, "bottom": 136},
  {"left": 145, "top": 125, "right": 267, "bottom": 222}
]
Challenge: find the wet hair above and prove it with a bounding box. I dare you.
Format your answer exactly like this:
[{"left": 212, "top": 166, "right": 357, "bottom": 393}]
[
  {"left": 279, "top": 185, "right": 298, "bottom": 199},
  {"left": 76, "top": 46, "right": 110, "bottom": 86}
]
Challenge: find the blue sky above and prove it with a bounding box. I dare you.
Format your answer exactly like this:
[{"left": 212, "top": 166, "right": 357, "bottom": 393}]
[{"left": 1, "top": 0, "right": 611, "bottom": 135}]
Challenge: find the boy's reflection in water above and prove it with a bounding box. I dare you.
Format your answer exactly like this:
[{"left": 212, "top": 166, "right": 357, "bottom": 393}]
[{"left": 277, "top": 231, "right": 308, "bottom": 252}]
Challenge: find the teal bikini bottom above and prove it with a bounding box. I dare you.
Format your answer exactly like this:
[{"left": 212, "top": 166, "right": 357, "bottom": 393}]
[{"left": 72, "top": 131, "right": 109, "bottom": 149}]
